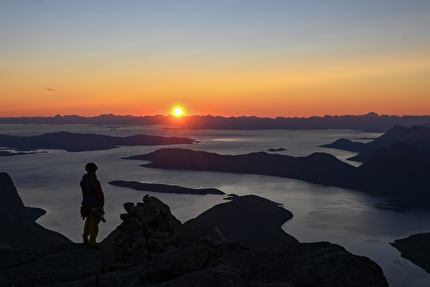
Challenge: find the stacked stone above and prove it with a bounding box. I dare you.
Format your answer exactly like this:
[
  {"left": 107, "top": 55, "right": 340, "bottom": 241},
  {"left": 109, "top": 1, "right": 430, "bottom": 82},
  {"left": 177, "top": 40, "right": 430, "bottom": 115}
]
[{"left": 114, "top": 194, "right": 178, "bottom": 265}]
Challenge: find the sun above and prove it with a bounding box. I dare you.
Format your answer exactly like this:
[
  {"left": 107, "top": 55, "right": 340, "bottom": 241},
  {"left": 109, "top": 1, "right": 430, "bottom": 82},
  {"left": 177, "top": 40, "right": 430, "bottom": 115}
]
[{"left": 172, "top": 107, "right": 184, "bottom": 117}]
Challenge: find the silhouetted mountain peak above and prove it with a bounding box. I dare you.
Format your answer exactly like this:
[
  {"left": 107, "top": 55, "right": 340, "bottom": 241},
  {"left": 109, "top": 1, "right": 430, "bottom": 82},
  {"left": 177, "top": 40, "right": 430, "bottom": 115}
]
[
  {"left": 322, "top": 125, "right": 430, "bottom": 162},
  {"left": 360, "top": 142, "right": 424, "bottom": 168},
  {"left": 0, "top": 172, "right": 31, "bottom": 225},
  {"left": 0, "top": 172, "right": 71, "bottom": 245}
]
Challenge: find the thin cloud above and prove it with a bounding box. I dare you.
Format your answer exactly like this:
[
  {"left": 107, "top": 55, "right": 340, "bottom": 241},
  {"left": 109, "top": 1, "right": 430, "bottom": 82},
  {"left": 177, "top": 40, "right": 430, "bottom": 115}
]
[{"left": 44, "top": 88, "right": 56, "bottom": 92}]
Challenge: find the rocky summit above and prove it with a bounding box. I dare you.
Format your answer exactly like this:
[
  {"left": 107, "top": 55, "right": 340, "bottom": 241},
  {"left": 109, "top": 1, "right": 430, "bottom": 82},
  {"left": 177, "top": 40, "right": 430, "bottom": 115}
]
[{"left": 0, "top": 194, "right": 389, "bottom": 286}]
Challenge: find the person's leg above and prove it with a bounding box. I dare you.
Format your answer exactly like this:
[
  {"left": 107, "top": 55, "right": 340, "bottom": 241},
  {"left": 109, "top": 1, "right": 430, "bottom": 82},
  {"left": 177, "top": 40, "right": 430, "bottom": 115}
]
[
  {"left": 89, "top": 215, "right": 99, "bottom": 245},
  {"left": 83, "top": 212, "right": 93, "bottom": 243}
]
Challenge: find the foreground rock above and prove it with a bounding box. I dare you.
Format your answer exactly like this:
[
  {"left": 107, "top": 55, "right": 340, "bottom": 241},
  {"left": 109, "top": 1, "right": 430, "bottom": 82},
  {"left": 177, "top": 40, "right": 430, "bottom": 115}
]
[
  {"left": 0, "top": 243, "right": 102, "bottom": 287},
  {"left": 100, "top": 240, "right": 387, "bottom": 287},
  {"left": 0, "top": 172, "right": 71, "bottom": 246},
  {"left": 390, "top": 233, "right": 430, "bottom": 274},
  {"left": 0, "top": 195, "right": 388, "bottom": 286}
]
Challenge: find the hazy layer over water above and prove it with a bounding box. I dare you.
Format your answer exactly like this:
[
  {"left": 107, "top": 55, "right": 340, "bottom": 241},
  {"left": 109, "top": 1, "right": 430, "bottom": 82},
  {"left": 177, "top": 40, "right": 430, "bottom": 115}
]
[{"left": 1, "top": 124, "right": 429, "bottom": 287}]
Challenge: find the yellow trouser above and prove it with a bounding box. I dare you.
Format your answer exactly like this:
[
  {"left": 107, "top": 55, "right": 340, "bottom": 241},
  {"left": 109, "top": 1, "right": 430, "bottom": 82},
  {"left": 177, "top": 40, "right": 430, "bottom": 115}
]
[{"left": 83, "top": 212, "right": 99, "bottom": 245}]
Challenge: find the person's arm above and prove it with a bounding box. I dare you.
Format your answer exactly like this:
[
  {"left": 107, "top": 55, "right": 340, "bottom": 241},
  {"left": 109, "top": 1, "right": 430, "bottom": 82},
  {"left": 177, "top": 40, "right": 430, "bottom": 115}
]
[{"left": 92, "top": 177, "right": 105, "bottom": 203}]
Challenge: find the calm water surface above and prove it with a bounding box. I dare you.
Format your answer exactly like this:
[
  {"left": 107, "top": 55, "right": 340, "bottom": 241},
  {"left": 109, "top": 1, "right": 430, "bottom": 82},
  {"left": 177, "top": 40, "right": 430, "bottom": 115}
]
[{"left": 1, "top": 124, "right": 429, "bottom": 287}]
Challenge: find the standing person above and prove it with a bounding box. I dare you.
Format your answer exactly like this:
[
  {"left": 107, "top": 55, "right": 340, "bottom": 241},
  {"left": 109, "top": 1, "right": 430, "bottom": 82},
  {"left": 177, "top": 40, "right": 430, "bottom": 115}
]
[{"left": 80, "top": 162, "right": 105, "bottom": 249}]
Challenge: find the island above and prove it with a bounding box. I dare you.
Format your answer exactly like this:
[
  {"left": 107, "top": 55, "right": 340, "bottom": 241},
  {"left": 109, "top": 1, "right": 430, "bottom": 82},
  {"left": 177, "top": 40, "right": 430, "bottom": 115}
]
[
  {"left": 268, "top": 147, "right": 287, "bottom": 152},
  {"left": 390, "top": 233, "right": 430, "bottom": 274},
  {"left": 123, "top": 142, "right": 430, "bottom": 208},
  {"left": 0, "top": 131, "right": 198, "bottom": 153},
  {"left": 108, "top": 180, "right": 224, "bottom": 195},
  {"left": 180, "top": 194, "right": 297, "bottom": 249}
]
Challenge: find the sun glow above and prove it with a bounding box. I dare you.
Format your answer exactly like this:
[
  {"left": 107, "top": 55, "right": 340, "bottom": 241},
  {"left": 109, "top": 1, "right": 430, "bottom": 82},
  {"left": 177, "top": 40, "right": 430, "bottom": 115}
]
[{"left": 173, "top": 107, "right": 184, "bottom": 117}]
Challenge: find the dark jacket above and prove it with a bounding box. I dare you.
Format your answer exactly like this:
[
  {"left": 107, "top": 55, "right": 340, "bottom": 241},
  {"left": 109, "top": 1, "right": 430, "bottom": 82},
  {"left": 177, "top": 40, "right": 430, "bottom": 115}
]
[{"left": 80, "top": 173, "right": 105, "bottom": 207}]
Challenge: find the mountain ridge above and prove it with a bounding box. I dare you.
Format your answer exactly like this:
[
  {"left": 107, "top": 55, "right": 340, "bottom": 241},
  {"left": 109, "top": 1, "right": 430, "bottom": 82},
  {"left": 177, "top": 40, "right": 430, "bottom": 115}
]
[
  {"left": 321, "top": 124, "right": 430, "bottom": 162},
  {"left": 1, "top": 112, "right": 430, "bottom": 132}
]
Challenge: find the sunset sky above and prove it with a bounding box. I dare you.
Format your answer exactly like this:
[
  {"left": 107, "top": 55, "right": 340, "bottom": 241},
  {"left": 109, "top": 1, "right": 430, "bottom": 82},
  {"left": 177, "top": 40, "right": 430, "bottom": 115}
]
[{"left": 1, "top": 1, "right": 430, "bottom": 118}]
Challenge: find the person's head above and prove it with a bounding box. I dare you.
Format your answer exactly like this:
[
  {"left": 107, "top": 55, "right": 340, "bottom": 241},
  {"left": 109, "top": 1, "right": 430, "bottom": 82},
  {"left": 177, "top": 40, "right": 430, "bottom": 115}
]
[{"left": 85, "top": 162, "right": 98, "bottom": 174}]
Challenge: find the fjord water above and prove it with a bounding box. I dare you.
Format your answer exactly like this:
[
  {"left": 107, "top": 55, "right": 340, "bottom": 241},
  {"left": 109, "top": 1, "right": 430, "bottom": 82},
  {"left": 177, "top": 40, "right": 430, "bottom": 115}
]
[{"left": 1, "top": 124, "right": 430, "bottom": 287}]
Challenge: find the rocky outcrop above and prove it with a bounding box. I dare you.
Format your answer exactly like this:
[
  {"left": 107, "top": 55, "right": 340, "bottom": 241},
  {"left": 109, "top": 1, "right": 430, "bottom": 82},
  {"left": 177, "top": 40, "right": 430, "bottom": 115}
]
[
  {"left": 106, "top": 194, "right": 295, "bottom": 268},
  {"left": 390, "top": 233, "right": 430, "bottom": 275},
  {"left": 0, "top": 172, "right": 71, "bottom": 246},
  {"left": 0, "top": 237, "right": 389, "bottom": 287},
  {"left": 321, "top": 124, "right": 430, "bottom": 162},
  {"left": 109, "top": 195, "right": 180, "bottom": 267},
  {"left": 0, "top": 194, "right": 389, "bottom": 286}
]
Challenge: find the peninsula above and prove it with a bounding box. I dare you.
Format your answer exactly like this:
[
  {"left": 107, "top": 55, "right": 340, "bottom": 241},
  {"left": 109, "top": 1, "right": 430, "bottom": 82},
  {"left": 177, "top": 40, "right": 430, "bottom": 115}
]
[{"left": 123, "top": 142, "right": 430, "bottom": 208}]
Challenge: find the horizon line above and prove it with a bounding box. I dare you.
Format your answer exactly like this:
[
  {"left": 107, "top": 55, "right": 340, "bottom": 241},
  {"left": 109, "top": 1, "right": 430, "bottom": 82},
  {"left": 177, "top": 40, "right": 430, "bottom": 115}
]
[{"left": 1, "top": 112, "right": 430, "bottom": 120}]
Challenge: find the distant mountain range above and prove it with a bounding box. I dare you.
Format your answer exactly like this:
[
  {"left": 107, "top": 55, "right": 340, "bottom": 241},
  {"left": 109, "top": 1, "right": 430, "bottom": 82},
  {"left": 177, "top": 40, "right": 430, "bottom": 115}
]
[{"left": 1, "top": 112, "right": 430, "bottom": 132}]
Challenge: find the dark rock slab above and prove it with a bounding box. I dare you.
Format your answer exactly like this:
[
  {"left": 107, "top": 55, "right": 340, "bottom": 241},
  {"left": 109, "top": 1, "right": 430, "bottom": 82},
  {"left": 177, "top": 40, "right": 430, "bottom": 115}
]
[
  {"left": 390, "top": 233, "right": 430, "bottom": 274},
  {"left": 201, "top": 241, "right": 389, "bottom": 287},
  {"left": 109, "top": 180, "right": 224, "bottom": 195},
  {"left": 0, "top": 243, "right": 103, "bottom": 287},
  {"left": 113, "top": 239, "right": 388, "bottom": 287}
]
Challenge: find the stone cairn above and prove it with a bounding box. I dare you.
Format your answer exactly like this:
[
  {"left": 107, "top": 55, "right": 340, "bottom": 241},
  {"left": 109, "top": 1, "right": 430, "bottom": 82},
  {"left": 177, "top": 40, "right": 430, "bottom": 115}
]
[{"left": 114, "top": 194, "right": 179, "bottom": 265}]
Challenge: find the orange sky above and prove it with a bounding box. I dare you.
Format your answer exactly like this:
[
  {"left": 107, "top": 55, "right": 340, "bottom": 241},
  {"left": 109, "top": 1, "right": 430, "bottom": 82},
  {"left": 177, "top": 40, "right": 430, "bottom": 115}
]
[{"left": 1, "top": 1, "right": 430, "bottom": 118}]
